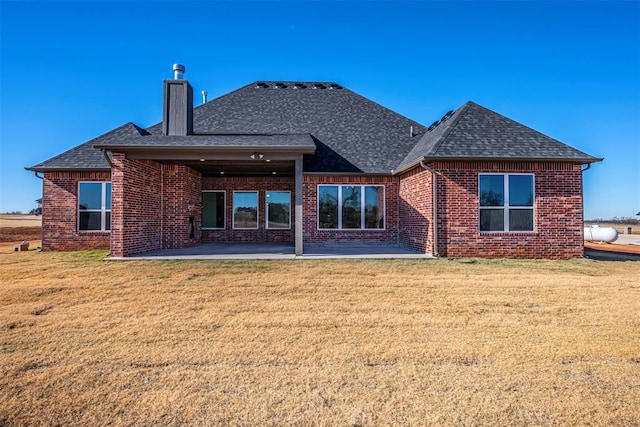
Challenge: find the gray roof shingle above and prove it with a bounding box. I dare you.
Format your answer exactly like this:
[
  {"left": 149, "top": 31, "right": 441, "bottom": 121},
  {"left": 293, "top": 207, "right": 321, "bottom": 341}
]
[
  {"left": 146, "top": 81, "right": 427, "bottom": 173},
  {"left": 27, "top": 83, "right": 601, "bottom": 173},
  {"left": 26, "top": 122, "right": 148, "bottom": 171},
  {"left": 397, "top": 101, "right": 601, "bottom": 171}
]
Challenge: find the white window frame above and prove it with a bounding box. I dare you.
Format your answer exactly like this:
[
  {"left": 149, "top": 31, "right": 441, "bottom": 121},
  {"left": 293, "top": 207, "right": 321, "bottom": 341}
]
[
  {"left": 478, "top": 173, "right": 535, "bottom": 233},
  {"left": 78, "top": 181, "right": 111, "bottom": 232},
  {"left": 232, "top": 191, "right": 259, "bottom": 230},
  {"left": 202, "top": 190, "right": 226, "bottom": 230},
  {"left": 265, "top": 191, "right": 291, "bottom": 230},
  {"left": 316, "top": 184, "right": 386, "bottom": 230}
]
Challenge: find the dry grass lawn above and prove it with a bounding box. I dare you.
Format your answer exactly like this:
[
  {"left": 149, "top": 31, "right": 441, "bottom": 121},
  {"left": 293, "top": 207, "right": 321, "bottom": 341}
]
[{"left": 1, "top": 243, "right": 639, "bottom": 426}]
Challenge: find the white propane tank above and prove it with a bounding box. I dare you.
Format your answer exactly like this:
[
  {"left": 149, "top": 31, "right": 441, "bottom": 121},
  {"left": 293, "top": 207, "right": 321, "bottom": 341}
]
[{"left": 584, "top": 225, "right": 619, "bottom": 243}]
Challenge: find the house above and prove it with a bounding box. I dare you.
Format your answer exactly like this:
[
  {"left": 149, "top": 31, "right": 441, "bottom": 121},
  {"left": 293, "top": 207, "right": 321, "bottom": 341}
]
[{"left": 27, "top": 65, "right": 602, "bottom": 259}]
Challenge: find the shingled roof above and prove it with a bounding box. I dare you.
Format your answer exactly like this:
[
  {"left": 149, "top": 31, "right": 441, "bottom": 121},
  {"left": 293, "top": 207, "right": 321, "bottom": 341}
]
[
  {"left": 397, "top": 101, "right": 601, "bottom": 172},
  {"left": 27, "top": 82, "right": 601, "bottom": 174},
  {"left": 145, "top": 81, "right": 426, "bottom": 173},
  {"left": 27, "top": 122, "right": 148, "bottom": 171}
]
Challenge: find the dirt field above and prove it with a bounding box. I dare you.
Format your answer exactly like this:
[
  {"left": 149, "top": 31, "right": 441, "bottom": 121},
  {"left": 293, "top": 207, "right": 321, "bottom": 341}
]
[
  {"left": 0, "top": 214, "right": 42, "bottom": 228},
  {"left": 1, "top": 245, "right": 639, "bottom": 425},
  {"left": 585, "top": 221, "right": 639, "bottom": 235},
  {"left": 0, "top": 215, "right": 42, "bottom": 244}
]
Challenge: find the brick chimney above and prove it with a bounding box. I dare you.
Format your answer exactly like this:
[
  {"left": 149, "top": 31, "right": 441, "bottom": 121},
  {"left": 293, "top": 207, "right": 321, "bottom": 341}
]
[{"left": 162, "top": 64, "right": 193, "bottom": 136}]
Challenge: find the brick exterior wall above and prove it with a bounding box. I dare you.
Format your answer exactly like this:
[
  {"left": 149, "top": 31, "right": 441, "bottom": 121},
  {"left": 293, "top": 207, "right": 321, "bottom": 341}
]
[
  {"left": 431, "top": 161, "right": 584, "bottom": 259},
  {"left": 398, "top": 167, "right": 435, "bottom": 254},
  {"left": 41, "top": 160, "right": 585, "bottom": 259},
  {"left": 202, "top": 176, "right": 295, "bottom": 243},
  {"left": 41, "top": 171, "right": 111, "bottom": 251},
  {"left": 110, "top": 154, "right": 163, "bottom": 257},
  {"left": 162, "top": 165, "right": 202, "bottom": 249},
  {"left": 303, "top": 175, "right": 399, "bottom": 247}
]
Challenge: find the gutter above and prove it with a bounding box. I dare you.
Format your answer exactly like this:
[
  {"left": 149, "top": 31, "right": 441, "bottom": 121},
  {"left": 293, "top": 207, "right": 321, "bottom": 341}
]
[
  {"left": 394, "top": 156, "right": 603, "bottom": 176},
  {"left": 419, "top": 161, "right": 439, "bottom": 257}
]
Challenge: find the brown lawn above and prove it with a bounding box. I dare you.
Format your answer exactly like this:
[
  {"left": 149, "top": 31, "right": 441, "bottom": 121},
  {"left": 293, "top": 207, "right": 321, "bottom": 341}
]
[{"left": 1, "top": 244, "right": 639, "bottom": 426}]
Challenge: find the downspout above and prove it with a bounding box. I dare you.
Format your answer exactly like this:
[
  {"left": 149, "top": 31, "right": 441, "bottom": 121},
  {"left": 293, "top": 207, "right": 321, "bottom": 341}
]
[
  {"left": 101, "top": 149, "right": 113, "bottom": 168},
  {"left": 160, "top": 166, "right": 164, "bottom": 250},
  {"left": 33, "top": 172, "right": 44, "bottom": 248},
  {"left": 419, "top": 161, "right": 439, "bottom": 257},
  {"left": 101, "top": 150, "right": 114, "bottom": 257},
  {"left": 580, "top": 163, "right": 592, "bottom": 247}
]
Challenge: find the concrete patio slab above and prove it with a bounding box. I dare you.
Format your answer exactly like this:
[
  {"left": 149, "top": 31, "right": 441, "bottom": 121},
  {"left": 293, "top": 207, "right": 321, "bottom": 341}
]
[
  {"left": 107, "top": 243, "right": 433, "bottom": 261},
  {"left": 302, "top": 245, "right": 432, "bottom": 259}
]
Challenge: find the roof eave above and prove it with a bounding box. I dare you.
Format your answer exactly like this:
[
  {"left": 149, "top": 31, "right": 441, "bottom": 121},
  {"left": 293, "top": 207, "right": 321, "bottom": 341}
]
[
  {"left": 94, "top": 145, "right": 316, "bottom": 154},
  {"left": 392, "top": 155, "right": 603, "bottom": 175},
  {"left": 25, "top": 166, "right": 111, "bottom": 173},
  {"left": 424, "top": 155, "right": 604, "bottom": 164},
  {"left": 392, "top": 158, "right": 425, "bottom": 176}
]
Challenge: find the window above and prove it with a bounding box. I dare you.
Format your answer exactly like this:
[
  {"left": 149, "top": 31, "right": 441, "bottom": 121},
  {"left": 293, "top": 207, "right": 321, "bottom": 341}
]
[
  {"left": 266, "top": 191, "right": 290, "bottom": 229},
  {"left": 318, "top": 185, "right": 339, "bottom": 229},
  {"left": 202, "top": 191, "right": 225, "bottom": 229},
  {"left": 233, "top": 191, "right": 258, "bottom": 229},
  {"left": 318, "top": 185, "right": 385, "bottom": 230},
  {"left": 78, "top": 182, "right": 111, "bottom": 231},
  {"left": 479, "top": 174, "right": 534, "bottom": 232}
]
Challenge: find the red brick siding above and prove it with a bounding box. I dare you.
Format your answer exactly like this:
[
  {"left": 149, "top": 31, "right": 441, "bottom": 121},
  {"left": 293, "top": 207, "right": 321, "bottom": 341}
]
[
  {"left": 303, "top": 175, "right": 399, "bottom": 246},
  {"left": 398, "top": 167, "right": 434, "bottom": 254},
  {"left": 162, "top": 165, "right": 202, "bottom": 248},
  {"left": 110, "top": 154, "right": 162, "bottom": 257},
  {"left": 41, "top": 171, "right": 111, "bottom": 251},
  {"left": 432, "top": 161, "right": 584, "bottom": 259},
  {"left": 42, "top": 160, "right": 585, "bottom": 260},
  {"left": 201, "top": 176, "right": 295, "bottom": 243}
]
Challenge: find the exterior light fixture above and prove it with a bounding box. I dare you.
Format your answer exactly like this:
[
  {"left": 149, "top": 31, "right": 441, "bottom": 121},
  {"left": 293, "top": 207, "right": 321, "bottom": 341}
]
[
  {"left": 250, "top": 152, "right": 264, "bottom": 160},
  {"left": 199, "top": 158, "right": 205, "bottom": 162}
]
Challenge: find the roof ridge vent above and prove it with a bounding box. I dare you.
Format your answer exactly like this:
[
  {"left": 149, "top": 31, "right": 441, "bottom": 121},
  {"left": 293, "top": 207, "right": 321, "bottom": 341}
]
[
  {"left": 273, "top": 82, "right": 287, "bottom": 89},
  {"left": 427, "top": 120, "right": 440, "bottom": 132},
  {"left": 255, "top": 82, "right": 269, "bottom": 89},
  {"left": 312, "top": 83, "right": 326, "bottom": 90},
  {"left": 293, "top": 82, "right": 307, "bottom": 89},
  {"left": 328, "top": 83, "right": 342, "bottom": 90},
  {"left": 440, "top": 110, "right": 454, "bottom": 122}
]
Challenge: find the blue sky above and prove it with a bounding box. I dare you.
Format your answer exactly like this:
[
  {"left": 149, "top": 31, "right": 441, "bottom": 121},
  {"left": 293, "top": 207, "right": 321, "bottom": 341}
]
[{"left": 1, "top": 1, "right": 639, "bottom": 219}]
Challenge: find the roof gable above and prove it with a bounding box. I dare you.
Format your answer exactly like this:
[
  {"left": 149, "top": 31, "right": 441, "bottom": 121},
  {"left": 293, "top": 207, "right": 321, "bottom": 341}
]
[
  {"left": 27, "top": 122, "right": 148, "bottom": 171},
  {"left": 397, "top": 101, "right": 601, "bottom": 171}
]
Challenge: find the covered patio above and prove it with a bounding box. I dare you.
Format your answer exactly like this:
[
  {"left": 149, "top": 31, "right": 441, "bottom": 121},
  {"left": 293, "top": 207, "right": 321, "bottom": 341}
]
[
  {"left": 99, "top": 134, "right": 315, "bottom": 258},
  {"left": 108, "top": 242, "right": 433, "bottom": 260}
]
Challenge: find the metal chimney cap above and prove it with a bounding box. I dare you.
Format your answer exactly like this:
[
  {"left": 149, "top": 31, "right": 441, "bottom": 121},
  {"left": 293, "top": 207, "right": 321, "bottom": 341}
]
[{"left": 172, "top": 63, "right": 185, "bottom": 79}]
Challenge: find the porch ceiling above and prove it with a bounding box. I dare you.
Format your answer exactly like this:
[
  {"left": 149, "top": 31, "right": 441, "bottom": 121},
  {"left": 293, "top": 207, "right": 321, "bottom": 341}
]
[{"left": 161, "top": 159, "right": 295, "bottom": 176}]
